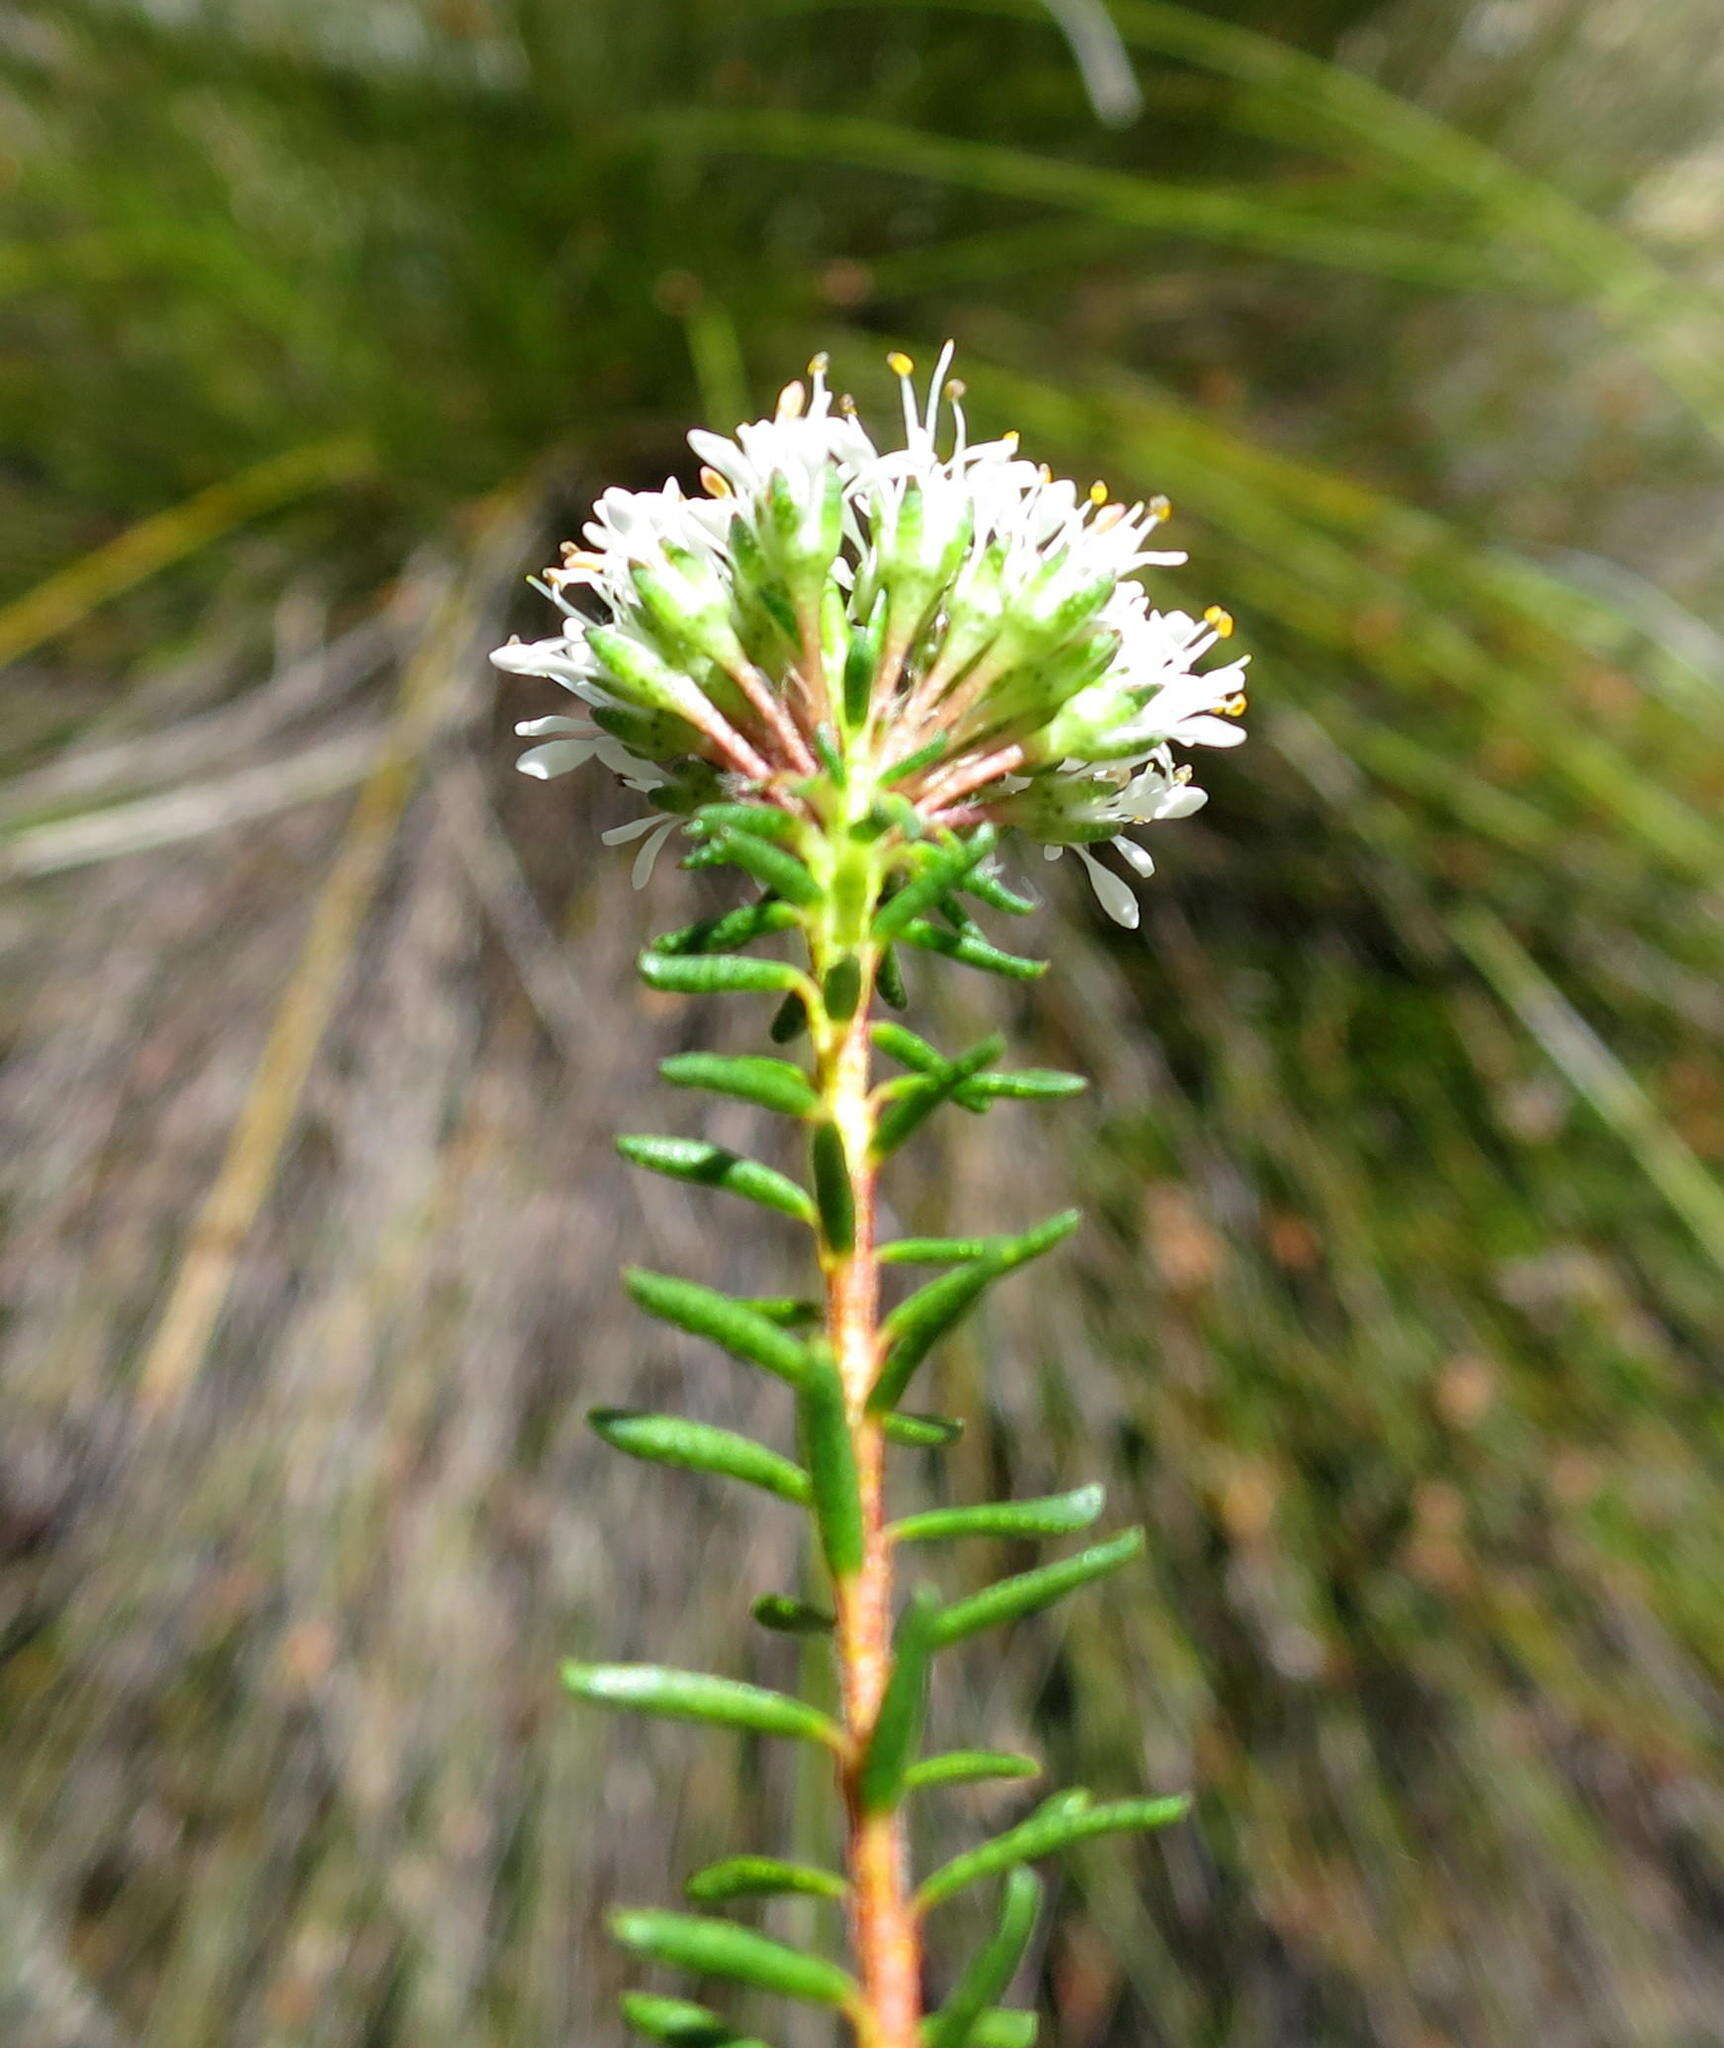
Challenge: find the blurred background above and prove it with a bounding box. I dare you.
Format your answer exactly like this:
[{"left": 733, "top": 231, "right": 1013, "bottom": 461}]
[{"left": 2, "top": 2, "right": 1722, "bottom": 2044}]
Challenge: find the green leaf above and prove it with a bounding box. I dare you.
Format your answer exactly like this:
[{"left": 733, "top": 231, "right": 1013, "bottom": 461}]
[
  {"left": 653, "top": 900, "right": 800, "bottom": 959},
  {"left": 617, "top": 1135, "right": 815, "bottom": 1226},
  {"left": 895, "top": 919, "right": 1046, "bottom": 981},
  {"left": 587, "top": 1409, "right": 810, "bottom": 1507},
  {"left": 565, "top": 1665, "right": 841, "bottom": 1749},
  {"left": 798, "top": 1345, "right": 864, "bottom": 1580},
  {"left": 610, "top": 1910, "right": 857, "bottom": 2008},
  {"left": 882, "top": 1410, "right": 965, "bottom": 1448},
  {"left": 641, "top": 951, "right": 808, "bottom": 997},
  {"left": 925, "top": 1867, "right": 1043, "bottom": 2048},
  {"left": 868, "top": 1261, "right": 995, "bottom": 1414},
  {"left": 872, "top": 1024, "right": 1080, "bottom": 1113},
  {"left": 822, "top": 954, "right": 863, "bottom": 1022},
  {"left": 870, "top": 1212, "right": 1077, "bottom": 1414},
  {"left": 705, "top": 828, "right": 823, "bottom": 907},
  {"left": 879, "top": 1236, "right": 993, "bottom": 1265},
  {"left": 769, "top": 991, "right": 808, "bottom": 1043},
  {"left": 687, "top": 802, "right": 796, "bottom": 842},
  {"left": 906, "top": 1752, "right": 1042, "bottom": 1792},
  {"left": 964, "top": 1069, "right": 1086, "bottom": 1102},
  {"left": 961, "top": 868, "right": 1037, "bottom": 917},
  {"left": 930, "top": 1529, "right": 1145, "bottom": 1648},
  {"left": 686, "top": 1856, "right": 847, "bottom": 1905},
  {"left": 857, "top": 1588, "right": 939, "bottom": 1813},
  {"left": 873, "top": 1034, "right": 1005, "bottom": 1158},
  {"left": 875, "top": 827, "right": 999, "bottom": 939},
  {"left": 625, "top": 1270, "right": 810, "bottom": 1387},
  {"left": 918, "top": 1792, "right": 1191, "bottom": 1910},
  {"left": 891, "top": 1484, "right": 1105, "bottom": 1545},
  {"left": 741, "top": 1296, "right": 822, "bottom": 1328},
  {"left": 751, "top": 1593, "right": 835, "bottom": 1634},
  {"left": 620, "top": 1991, "right": 762, "bottom": 2047},
  {"left": 877, "top": 943, "right": 908, "bottom": 1009},
  {"left": 809, "top": 1121, "right": 856, "bottom": 1254},
  {"left": 931, "top": 2012, "right": 1037, "bottom": 2048},
  {"left": 660, "top": 1052, "right": 818, "bottom": 1117}
]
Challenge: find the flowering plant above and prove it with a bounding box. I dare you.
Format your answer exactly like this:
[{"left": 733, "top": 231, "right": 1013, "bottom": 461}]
[{"left": 495, "top": 349, "right": 1246, "bottom": 2048}]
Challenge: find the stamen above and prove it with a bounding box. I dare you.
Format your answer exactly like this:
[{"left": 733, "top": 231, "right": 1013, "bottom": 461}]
[
  {"left": 1149, "top": 494, "right": 1173, "bottom": 521},
  {"left": 776, "top": 379, "right": 807, "bottom": 422},
  {"left": 699, "top": 466, "right": 732, "bottom": 499},
  {"left": 924, "top": 340, "right": 957, "bottom": 440},
  {"left": 1089, "top": 480, "right": 1109, "bottom": 506},
  {"left": 888, "top": 351, "right": 918, "bottom": 443},
  {"left": 1204, "top": 605, "right": 1235, "bottom": 638},
  {"left": 1224, "top": 692, "right": 1248, "bottom": 716}
]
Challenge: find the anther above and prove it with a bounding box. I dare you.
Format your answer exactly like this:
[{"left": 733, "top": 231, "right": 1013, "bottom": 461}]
[
  {"left": 945, "top": 378, "right": 967, "bottom": 400},
  {"left": 699, "top": 466, "right": 732, "bottom": 499},
  {"left": 776, "top": 379, "right": 807, "bottom": 421},
  {"left": 1204, "top": 605, "right": 1235, "bottom": 638},
  {"left": 1089, "top": 480, "right": 1109, "bottom": 505},
  {"left": 887, "top": 351, "right": 915, "bottom": 378},
  {"left": 1149, "top": 494, "right": 1173, "bottom": 520},
  {"left": 808, "top": 351, "right": 830, "bottom": 377},
  {"left": 1224, "top": 692, "right": 1248, "bottom": 716}
]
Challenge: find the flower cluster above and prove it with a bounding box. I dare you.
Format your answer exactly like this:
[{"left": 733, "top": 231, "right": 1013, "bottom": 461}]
[{"left": 492, "top": 346, "right": 1246, "bottom": 926}]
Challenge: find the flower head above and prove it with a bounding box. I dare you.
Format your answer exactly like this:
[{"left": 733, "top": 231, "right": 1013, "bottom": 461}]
[{"left": 493, "top": 349, "right": 1247, "bottom": 925}]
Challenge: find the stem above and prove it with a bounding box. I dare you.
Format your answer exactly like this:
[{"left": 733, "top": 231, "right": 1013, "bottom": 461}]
[{"left": 813, "top": 937, "right": 922, "bottom": 2048}]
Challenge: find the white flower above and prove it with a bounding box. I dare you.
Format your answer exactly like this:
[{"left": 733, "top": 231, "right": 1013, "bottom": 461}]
[{"left": 492, "top": 347, "right": 1247, "bottom": 920}]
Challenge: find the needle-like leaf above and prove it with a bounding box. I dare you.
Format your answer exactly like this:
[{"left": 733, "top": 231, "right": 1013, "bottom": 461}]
[
  {"left": 610, "top": 1911, "right": 857, "bottom": 2008},
  {"left": 565, "top": 1665, "right": 842, "bottom": 1750},
  {"left": 617, "top": 1135, "right": 815, "bottom": 1225},
  {"left": 660, "top": 1052, "right": 818, "bottom": 1117},
  {"left": 891, "top": 1484, "right": 1105, "bottom": 1544},
  {"left": 588, "top": 1409, "right": 810, "bottom": 1507},
  {"left": 685, "top": 1856, "right": 848, "bottom": 1904},
  {"left": 625, "top": 1269, "right": 810, "bottom": 1386},
  {"left": 930, "top": 1529, "right": 1145, "bottom": 1648},
  {"left": 924, "top": 1867, "right": 1043, "bottom": 2048},
  {"left": 918, "top": 1793, "right": 1191, "bottom": 1909}
]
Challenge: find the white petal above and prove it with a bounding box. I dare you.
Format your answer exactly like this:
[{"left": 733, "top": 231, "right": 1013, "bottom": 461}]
[
  {"left": 600, "top": 814, "right": 662, "bottom": 845},
  {"left": 516, "top": 739, "right": 596, "bottom": 780},
  {"left": 1174, "top": 715, "right": 1248, "bottom": 749},
  {"left": 631, "top": 818, "right": 679, "bottom": 888},
  {"left": 1115, "top": 836, "right": 1156, "bottom": 877},
  {"left": 1152, "top": 783, "right": 1209, "bottom": 821},
  {"left": 515, "top": 714, "right": 593, "bottom": 738},
  {"left": 1077, "top": 847, "right": 1141, "bottom": 929}
]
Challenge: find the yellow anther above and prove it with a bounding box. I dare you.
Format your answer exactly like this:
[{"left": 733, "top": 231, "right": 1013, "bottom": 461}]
[
  {"left": 776, "top": 379, "right": 807, "bottom": 421},
  {"left": 1224, "top": 692, "right": 1248, "bottom": 716},
  {"left": 699, "top": 465, "right": 732, "bottom": 499},
  {"left": 1001, "top": 429, "right": 1020, "bottom": 451},
  {"left": 1090, "top": 480, "right": 1109, "bottom": 505},
  {"left": 887, "top": 351, "right": 915, "bottom": 378},
  {"left": 1149, "top": 494, "right": 1173, "bottom": 520},
  {"left": 1204, "top": 605, "right": 1235, "bottom": 638},
  {"left": 1174, "top": 763, "right": 1193, "bottom": 782},
  {"left": 945, "top": 377, "right": 967, "bottom": 400},
  {"left": 839, "top": 392, "right": 859, "bottom": 416},
  {"left": 807, "top": 351, "right": 830, "bottom": 376}
]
